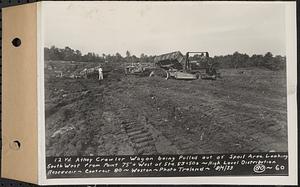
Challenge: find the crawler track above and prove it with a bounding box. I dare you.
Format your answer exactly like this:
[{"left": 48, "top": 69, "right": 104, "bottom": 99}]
[
  {"left": 45, "top": 68, "right": 288, "bottom": 156},
  {"left": 121, "top": 121, "right": 157, "bottom": 155}
]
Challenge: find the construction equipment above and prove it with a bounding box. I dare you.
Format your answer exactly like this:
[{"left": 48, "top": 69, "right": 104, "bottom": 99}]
[
  {"left": 125, "top": 62, "right": 155, "bottom": 76},
  {"left": 154, "top": 51, "right": 219, "bottom": 80},
  {"left": 125, "top": 63, "right": 144, "bottom": 75}
]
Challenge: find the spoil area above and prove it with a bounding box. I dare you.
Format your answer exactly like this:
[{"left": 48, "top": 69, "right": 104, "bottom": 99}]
[{"left": 45, "top": 63, "right": 287, "bottom": 156}]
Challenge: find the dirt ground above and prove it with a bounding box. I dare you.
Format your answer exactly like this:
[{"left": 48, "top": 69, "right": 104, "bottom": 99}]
[{"left": 45, "top": 63, "right": 287, "bottom": 156}]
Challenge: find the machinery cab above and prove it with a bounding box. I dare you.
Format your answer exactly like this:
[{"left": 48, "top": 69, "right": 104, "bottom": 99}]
[
  {"left": 185, "top": 52, "right": 210, "bottom": 70},
  {"left": 186, "top": 52, "right": 218, "bottom": 79}
]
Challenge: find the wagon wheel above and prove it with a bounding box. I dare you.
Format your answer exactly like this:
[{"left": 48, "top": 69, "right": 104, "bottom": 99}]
[
  {"left": 149, "top": 69, "right": 169, "bottom": 79},
  {"left": 164, "top": 70, "right": 170, "bottom": 80}
]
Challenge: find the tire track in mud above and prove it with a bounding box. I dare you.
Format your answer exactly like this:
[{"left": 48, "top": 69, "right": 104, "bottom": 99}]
[
  {"left": 85, "top": 79, "right": 159, "bottom": 155},
  {"left": 104, "top": 106, "right": 159, "bottom": 155},
  {"left": 108, "top": 83, "right": 197, "bottom": 154},
  {"left": 130, "top": 84, "right": 224, "bottom": 154},
  {"left": 81, "top": 76, "right": 286, "bottom": 155},
  {"left": 121, "top": 121, "right": 157, "bottom": 155},
  {"left": 46, "top": 69, "right": 288, "bottom": 155},
  {"left": 127, "top": 79, "right": 287, "bottom": 153},
  {"left": 103, "top": 78, "right": 195, "bottom": 155}
]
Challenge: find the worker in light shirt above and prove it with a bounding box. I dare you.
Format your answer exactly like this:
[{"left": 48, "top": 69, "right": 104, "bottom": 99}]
[{"left": 98, "top": 67, "right": 103, "bottom": 84}]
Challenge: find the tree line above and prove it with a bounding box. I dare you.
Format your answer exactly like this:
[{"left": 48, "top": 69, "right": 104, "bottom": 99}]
[
  {"left": 213, "top": 52, "right": 286, "bottom": 71},
  {"left": 44, "top": 46, "right": 286, "bottom": 71},
  {"left": 44, "top": 46, "right": 155, "bottom": 64}
]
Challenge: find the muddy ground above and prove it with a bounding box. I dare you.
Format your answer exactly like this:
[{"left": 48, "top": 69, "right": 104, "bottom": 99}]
[{"left": 45, "top": 64, "right": 287, "bottom": 156}]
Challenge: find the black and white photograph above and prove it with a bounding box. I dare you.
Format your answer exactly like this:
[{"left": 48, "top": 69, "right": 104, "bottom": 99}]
[{"left": 41, "top": 1, "right": 296, "bottom": 181}]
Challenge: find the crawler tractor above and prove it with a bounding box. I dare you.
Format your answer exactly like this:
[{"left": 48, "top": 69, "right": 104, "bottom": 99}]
[{"left": 154, "top": 51, "right": 219, "bottom": 80}]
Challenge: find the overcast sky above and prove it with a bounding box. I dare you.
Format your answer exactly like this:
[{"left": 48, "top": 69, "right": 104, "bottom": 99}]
[{"left": 43, "top": 1, "right": 288, "bottom": 57}]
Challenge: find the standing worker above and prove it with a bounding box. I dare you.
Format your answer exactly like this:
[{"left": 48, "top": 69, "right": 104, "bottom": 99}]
[{"left": 98, "top": 67, "right": 103, "bottom": 84}]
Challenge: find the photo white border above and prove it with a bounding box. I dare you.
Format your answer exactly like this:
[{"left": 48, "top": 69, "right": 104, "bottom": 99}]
[
  {"left": 37, "top": 1, "right": 46, "bottom": 185},
  {"left": 38, "top": 1, "right": 297, "bottom": 185}
]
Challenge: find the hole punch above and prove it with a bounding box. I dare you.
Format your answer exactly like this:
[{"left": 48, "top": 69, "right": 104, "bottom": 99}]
[
  {"left": 9, "top": 140, "right": 21, "bottom": 150},
  {"left": 12, "top": 38, "right": 21, "bottom": 47}
]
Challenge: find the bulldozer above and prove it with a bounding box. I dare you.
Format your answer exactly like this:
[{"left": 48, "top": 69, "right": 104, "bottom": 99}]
[{"left": 154, "top": 51, "right": 219, "bottom": 80}]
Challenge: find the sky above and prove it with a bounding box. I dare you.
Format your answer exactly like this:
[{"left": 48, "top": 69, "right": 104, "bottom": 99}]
[{"left": 43, "top": 1, "right": 288, "bottom": 57}]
